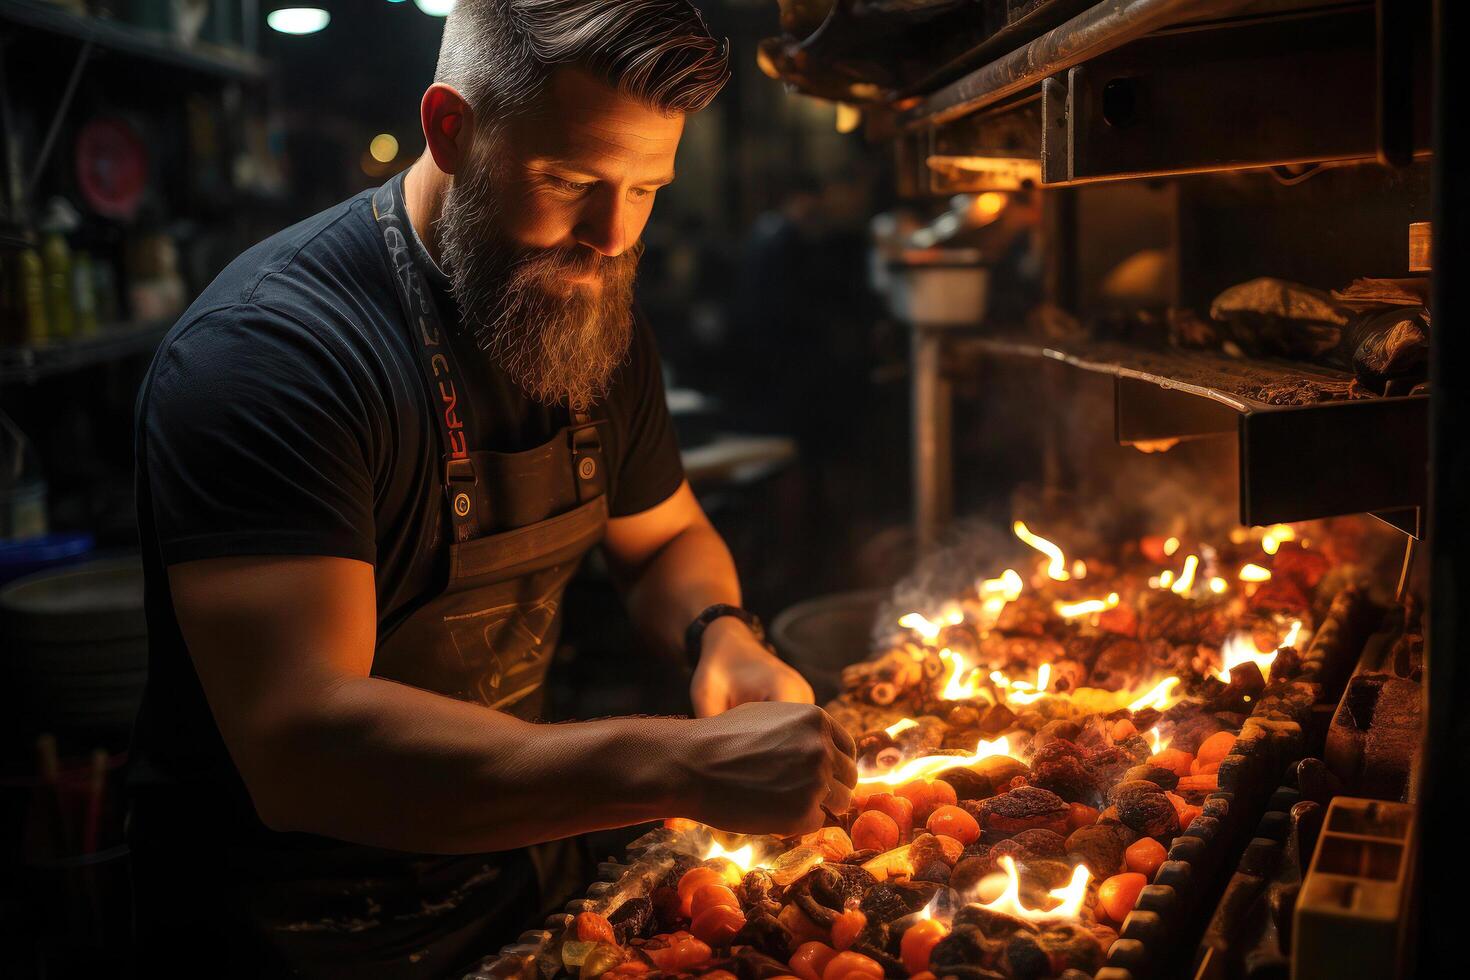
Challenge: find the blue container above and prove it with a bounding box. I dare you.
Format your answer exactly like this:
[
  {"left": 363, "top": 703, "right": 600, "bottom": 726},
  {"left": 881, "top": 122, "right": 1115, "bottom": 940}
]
[{"left": 0, "top": 533, "right": 96, "bottom": 587}]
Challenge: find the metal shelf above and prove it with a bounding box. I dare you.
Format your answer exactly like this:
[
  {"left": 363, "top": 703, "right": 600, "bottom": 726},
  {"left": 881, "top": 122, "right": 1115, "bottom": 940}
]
[
  {"left": 1, "top": 318, "right": 172, "bottom": 385},
  {"left": 0, "top": 0, "right": 265, "bottom": 82},
  {"left": 955, "top": 333, "right": 1428, "bottom": 528}
]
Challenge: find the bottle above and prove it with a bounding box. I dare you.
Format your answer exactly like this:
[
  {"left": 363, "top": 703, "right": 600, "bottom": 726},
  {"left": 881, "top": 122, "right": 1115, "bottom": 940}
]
[
  {"left": 40, "top": 229, "right": 73, "bottom": 339},
  {"left": 16, "top": 246, "right": 49, "bottom": 344},
  {"left": 71, "top": 251, "right": 98, "bottom": 336}
]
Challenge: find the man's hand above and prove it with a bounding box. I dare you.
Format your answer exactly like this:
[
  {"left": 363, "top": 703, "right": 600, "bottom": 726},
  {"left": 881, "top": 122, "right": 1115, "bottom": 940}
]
[
  {"left": 682, "top": 701, "right": 856, "bottom": 836},
  {"left": 691, "top": 617, "right": 814, "bottom": 717}
]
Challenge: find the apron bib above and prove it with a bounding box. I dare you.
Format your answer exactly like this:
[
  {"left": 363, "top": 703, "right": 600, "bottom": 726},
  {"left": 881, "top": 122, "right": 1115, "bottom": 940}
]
[{"left": 234, "top": 174, "right": 611, "bottom": 976}]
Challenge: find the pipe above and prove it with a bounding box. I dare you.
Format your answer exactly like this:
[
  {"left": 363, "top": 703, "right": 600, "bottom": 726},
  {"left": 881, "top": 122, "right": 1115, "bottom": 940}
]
[{"left": 904, "top": 0, "right": 1259, "bottom": 129}]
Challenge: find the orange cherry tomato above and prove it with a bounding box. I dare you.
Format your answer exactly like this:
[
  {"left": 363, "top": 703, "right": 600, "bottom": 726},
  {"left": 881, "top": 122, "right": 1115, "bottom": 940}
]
[
  {"left": 690, "top": 905, "right": 746, "bottom": 947},
  {"left": 789, "top": 941, "right": 837, "bottom": 980},
  {"left": 900, "top": 918, "right": 949, "bottom": 975},
  {"left": 830, "top": 909, "right": 867, "bottom": 951},
  {"left": 926, "top": 804, "right": 980, "bottom": 845},
  {"left": 862, "top": 793, "right": 914, "bottom": 839},
  {"left": 851, "top": 810, "right": 900, "bottom": 853},
  {"left": 1067, "top": 802, "right": 1100, "bottom": 831},
  {"left": 678, "top": 867, "right": 728, "bottom": 917},
  {"left": 821, "top": 951, "right": 884, "bottom": 980},
  {"left": 1196, "top": 731, "right": 1237, "bottom": 766},
  {"left": 1148, "top": 748, "right": 1195, "bottom": 778},
  {"left": 646, "top": 931, "right": 713, "bottom": 972},
  {"left": 689, "top": 882, "right": 741, "bottom": 921},
  {"left": 895, "top": 781, "right": 937, "bottom": 823},
  {"left": 1125, "top": 837, "right": 1168, "bottom": 878},
  {"left": 575, "top": 911, "right": 617, "bottom": 944},
  {"left": 1097, "top": 872, "right": 1148, "bottom": 923}
]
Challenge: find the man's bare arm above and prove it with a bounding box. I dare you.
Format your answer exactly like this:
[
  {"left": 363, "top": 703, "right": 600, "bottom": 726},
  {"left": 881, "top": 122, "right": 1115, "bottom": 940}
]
[
  {"left": 170, "top": 554, "right": 852, "bottom": 852},
  {"left": 604, "top": 482, "right": 815, "bottom": 717}
]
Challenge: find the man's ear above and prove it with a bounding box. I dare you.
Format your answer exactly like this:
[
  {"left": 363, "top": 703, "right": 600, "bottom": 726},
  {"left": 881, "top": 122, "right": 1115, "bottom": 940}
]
[{"left": 421, "top": 83, "right": 476, "bottom": 175}]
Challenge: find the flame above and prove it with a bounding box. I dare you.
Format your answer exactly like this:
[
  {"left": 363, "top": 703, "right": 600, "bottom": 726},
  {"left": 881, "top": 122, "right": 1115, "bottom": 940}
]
[
  {"left": 859, "top": 736, "right": 1012, "bottom": 786},
  {"left": 899, "top": 605, "right": 965, "bottom": 644},
  {"left": 1239, "top": 564, "right": 1272, "bottom": 583},
  {"left": 1071, "top": 560, "right": 1088, "bottom": 579},
  {"left": 1209, "top": 577, "right": 1228, "bottom": 594},
  {"left": 1164, "top": 536, "right": 1181, "bottom": 556},
  {"left": 976, "top": 855, "right": 1091, "bottom": 921},
  {"left": 1013, "top": 521, "right": 1071, "bottom": 581},
  {"left": 938, "top": 649, "right": 987, "bottom": 701},
  {"left": 976, "top": 568, "right": 1024, "bottom": 630},
  {"left": 1127, "top": 676, "right": 1181, "bottom": 713},
  {"left": 1147, "top": 726, "right": 1169, "bottom": 754},
  {"left": 703, "top": 839, "right": 758, "bottom": 871},
  {"left": 885, "top": 718, "right": 919, "bottom": 738},
  {"left": 1150, "top": 569, "right": 1175, "bottom": 590},
  {"left": 1171, "top": 555, "right": 1200, "bottom": 595},
  {"left": 1006, "top": 663, "right": 1052, "bottom": 705},
  {"left": 1260, "top": 524, "right": 1296, "bottom": 555},
  {"left": 1216, "top": 620, "right": 1302, "bottom": 682},
  {"left": 1055, "top": 592, "right": 1119, "bottom": 620}
]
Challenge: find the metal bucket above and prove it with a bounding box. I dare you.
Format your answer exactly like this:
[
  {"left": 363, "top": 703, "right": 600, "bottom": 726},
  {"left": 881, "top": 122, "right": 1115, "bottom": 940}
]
[
  {"left": 770, "top": 590, "right": 886, "bottom": 704},
  {"left": 0, "top": 556, "right": 147, "bottom": 743}
]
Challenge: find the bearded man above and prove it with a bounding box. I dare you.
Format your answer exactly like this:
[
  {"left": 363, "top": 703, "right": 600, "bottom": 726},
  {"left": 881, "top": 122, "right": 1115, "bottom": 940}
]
[{"left": 127, "top": 2, "right": 856, "bottom": 975}]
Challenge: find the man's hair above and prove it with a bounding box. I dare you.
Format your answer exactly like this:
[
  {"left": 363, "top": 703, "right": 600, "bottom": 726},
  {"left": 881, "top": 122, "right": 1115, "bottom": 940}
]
[{"left": 435, "top": 0, "right": 730, "bottom": 121}]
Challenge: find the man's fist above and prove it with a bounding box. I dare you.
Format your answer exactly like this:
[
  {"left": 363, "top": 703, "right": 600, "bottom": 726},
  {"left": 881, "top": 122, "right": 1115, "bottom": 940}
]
[{"left": 681, "top": 702, "right": 857, "bottom": 836}]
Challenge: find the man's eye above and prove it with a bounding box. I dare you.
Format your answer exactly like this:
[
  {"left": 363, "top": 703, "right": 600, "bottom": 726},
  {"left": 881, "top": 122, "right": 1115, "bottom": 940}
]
[
  {"left": 552, "top": 177, "right": 593, "bottom": 194},
  {"left": 629, "top": 187, "right": 652, "bottom": 201}
]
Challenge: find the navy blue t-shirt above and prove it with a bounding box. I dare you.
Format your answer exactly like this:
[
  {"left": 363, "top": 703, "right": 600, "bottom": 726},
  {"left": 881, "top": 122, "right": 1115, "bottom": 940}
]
[{"left": 129, "top": 188, "right": 683, "bottom": 830}]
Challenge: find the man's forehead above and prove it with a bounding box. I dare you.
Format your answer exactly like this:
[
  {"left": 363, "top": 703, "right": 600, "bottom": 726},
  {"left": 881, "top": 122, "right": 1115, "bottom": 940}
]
[{"left": 508, "top": 67, "right": 684, "bottom": 168}]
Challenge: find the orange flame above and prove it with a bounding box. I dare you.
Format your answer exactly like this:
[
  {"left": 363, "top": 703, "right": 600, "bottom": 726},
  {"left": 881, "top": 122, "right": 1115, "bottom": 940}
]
[
  {"left": 859, "top": 736, "right": 1012, "bottom": 786},
  {"left": 1013, "top": 521, "right": 1071, "bottom": 581},
  {"left": 976, "top": 568, "right": 1024, "bottom": 630},
  {"left": 1239, "top": 564, "right": 1272, "bottom": 583},
  {"left": 899, "top": 605, "right": 965, "bottom": 644},
  {"left": 1164, "top": 536, "right": 1181, "bottom": 556},
  {"left": 976, "top": 855, "right": 1091, "bottom": 921},
  {"left": 1147, "top": 726, "right": 1169, "bottom": 754},
  {"left": 938, "top": 649, "right": 988, "bottom": 701},
  {"left": 703, "top": 838, "right": 760, "bottom": 871},
  {"left": 1127, "top": 676, "right": 1182, "bottom": 713},
  {"left": 1171, "top": 555, "right": 1200, "bottom": 595},
  {"left": 1260, "top": 524, "right": 1296, "bottom": 556},
  {"left": 1216, "top": 620, "right": 1302, "bottom": 682},
  {"left": 885, "top": 718, "right": 919, "bottom": 738},
  {"left": 1055, "top": 592, "right": 1120, "bottom": 620}
]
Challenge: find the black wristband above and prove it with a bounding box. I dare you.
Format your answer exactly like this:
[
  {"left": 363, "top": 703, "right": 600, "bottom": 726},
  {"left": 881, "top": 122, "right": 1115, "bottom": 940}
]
[{"left": 684, "top": 604, "right": 768, "bottom": 667}]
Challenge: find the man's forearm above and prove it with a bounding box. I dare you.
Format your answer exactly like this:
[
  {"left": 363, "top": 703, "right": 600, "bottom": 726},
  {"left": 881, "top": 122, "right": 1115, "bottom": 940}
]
[
  {"left": 618, "top": 521, "right": 742, "bottom": 656},
  {"left": 254, "top": 676, "right": 695, "bottom": 853}
]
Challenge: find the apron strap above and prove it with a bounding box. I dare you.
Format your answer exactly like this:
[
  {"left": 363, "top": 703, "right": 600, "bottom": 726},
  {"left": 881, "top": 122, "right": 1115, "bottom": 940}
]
[
  {"left": 372, "top": 174, "right": 483, "bottom": 545},
  {"left": 568, "top": 409, "right": 607, "bottom": 504}
]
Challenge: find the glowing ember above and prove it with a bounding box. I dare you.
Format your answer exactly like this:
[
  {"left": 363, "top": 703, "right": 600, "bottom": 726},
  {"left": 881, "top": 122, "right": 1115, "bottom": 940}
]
[
  {"left": 1150, "top": 569, "right": 1175, "bottom": 590},
  {"left": 704, "top": 839, "right": 759, "bottom": 871},
  {"left": 885, "top": 718, "right": 919, "bottom": 738},
  {"left": 938, "top": 649, "right": 988, "bottom": 702},
  {"left": 1013, "top": 521, "right": 1071, "bottom": 582},
  {"left": 1127, "top": 676, "right": 1181, "bottom": 713},
  {"left": 859, "top": 736, "right": 1012, "bottom": 786},
  {"left": 1071, "top": 560, "right": 1088, "bottom": 579},
  {"left": 1260, "top": 524, "right": 1296, "bottom": 555},
  {"left": 1055, "top": 592, "right": 1120, "bottom": 620},
  {"left": 1170, "top": 555, "right": 1200, "bottom": 595},
  {"left": 1164, "top": 536, "right": 1180, "bottom": 556},
  {"left": 1216, "top": 620, "right": 1303, "bottom": 682},
  {"left": 1239, "top": 563, "right": 1272, "bottom": 583},
  {"left": 976, "top": 855, "right": 1091, "bottom": 921},
  {"left": 1209, "top": 576, "right": 1228, "bottom": 594}
]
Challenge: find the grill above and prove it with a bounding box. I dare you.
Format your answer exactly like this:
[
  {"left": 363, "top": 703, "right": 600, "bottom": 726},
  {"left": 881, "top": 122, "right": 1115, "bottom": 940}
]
[{"left": 467, "top": 2, "right": 1453, "bottom": 978}]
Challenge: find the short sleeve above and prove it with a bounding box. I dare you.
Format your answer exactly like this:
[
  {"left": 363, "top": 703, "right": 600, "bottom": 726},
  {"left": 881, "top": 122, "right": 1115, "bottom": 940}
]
[
  {"left": 139, "top": 305, "right": 378, "bottom": 566},
  {"left": 608, "top": 309, "right": 685, "bottom": 517}
]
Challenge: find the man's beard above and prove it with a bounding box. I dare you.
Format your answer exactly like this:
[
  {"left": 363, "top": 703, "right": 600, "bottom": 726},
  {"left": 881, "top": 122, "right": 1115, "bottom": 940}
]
[{"left": 436, "top": 152, "right": 642, "bottom": 413}]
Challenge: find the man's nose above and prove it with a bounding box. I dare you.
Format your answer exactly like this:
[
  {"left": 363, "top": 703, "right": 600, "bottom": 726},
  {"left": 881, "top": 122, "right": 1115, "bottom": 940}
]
[{"left": 573, "top": 189, "right": 633, "bottom": 258}]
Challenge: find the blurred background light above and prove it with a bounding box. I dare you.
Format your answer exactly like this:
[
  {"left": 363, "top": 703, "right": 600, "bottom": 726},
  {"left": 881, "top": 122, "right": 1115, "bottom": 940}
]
[{"left": 267, "top": 7, "right": 331, "bottom": 35}]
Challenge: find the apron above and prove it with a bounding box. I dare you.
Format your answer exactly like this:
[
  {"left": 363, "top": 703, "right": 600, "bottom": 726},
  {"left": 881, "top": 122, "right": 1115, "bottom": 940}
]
[{"left": 181, "top": 174, "right": 610, "bottom": 977}]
